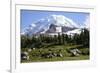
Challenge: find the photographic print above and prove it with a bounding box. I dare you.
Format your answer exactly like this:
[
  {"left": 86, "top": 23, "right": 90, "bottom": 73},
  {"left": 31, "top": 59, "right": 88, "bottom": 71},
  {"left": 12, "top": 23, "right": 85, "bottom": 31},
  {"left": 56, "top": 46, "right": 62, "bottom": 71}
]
[
  {"left": 11, "top": 0, "right": 95, "bottom": 72},
  {"left": 20, "top": 10, "right": 90, "bottom": 63}
]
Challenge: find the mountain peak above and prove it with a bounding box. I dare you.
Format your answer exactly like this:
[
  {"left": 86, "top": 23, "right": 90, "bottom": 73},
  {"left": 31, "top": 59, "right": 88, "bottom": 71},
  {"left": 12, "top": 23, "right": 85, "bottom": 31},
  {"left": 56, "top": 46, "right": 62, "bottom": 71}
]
[{"left": 21, "top": 14, "right": 82, "bottom": 35}]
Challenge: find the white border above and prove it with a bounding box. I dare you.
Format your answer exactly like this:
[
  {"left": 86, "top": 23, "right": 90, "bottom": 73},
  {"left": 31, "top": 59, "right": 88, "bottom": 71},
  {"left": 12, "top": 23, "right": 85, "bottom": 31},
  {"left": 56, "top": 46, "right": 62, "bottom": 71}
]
[{"left": 11, "top": 4, "right": 96, "bottom": 73}]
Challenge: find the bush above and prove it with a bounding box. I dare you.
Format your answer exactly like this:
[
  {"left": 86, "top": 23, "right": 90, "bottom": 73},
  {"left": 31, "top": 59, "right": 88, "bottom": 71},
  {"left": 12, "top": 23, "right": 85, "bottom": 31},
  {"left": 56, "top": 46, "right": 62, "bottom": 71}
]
[{"left": 81, "top": 48, "right": 89, "bottom": 55}]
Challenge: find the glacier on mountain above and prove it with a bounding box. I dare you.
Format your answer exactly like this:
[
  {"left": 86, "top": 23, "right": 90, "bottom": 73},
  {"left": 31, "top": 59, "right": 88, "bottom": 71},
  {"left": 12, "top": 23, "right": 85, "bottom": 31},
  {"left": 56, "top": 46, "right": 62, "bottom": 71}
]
[{"left": 21, "top": 14, "right": 88, "bottom": 36}]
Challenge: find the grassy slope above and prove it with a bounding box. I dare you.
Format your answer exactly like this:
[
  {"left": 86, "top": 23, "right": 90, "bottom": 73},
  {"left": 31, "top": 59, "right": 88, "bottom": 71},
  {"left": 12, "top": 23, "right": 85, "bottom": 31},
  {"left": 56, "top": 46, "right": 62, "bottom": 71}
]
[{"left": 21, "top": 44, "right": 89, "bottom": 63}]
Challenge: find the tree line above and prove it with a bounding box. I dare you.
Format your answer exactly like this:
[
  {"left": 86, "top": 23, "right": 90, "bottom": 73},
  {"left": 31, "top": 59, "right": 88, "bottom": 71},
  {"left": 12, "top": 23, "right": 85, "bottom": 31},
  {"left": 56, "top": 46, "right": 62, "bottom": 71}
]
[{"left": 21, "top": 28, "right": 89, "bottom": 49}]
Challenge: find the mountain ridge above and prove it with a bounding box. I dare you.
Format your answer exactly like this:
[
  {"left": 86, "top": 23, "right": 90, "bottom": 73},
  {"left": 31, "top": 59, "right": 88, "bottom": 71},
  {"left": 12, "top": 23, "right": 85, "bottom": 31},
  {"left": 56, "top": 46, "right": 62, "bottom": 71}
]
[{"left": 21, "top": 14, "right": 87, "bottom": 36}]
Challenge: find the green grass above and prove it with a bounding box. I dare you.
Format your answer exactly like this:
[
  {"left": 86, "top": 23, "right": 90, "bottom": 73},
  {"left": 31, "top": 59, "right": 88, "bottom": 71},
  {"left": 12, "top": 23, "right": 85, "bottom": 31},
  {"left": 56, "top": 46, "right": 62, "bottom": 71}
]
[
  {"left": 21, "top": 44, "right": 89, "bottom": 63},
  {"left": 22, "top": 55, "right": 89, "bottom": 63}
]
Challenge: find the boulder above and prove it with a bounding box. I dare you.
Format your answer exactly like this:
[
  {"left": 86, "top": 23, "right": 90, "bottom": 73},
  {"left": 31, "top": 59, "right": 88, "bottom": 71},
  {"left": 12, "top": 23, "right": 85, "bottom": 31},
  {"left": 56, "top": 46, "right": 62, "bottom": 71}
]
[
  {"left": 57, "top": 53, "right": 63, "bottom": 57},
  {"left": 69, "top": 48, "right": 81, "bottom": 56},
  {"left": 21, "top": 52, "right": 29, "bottom": 60},
  {"left": 28, "top": 48, "right": 32, "bottom": 52},
  {"left": 59, "top": 53, "right": 63, "bottom": 57},
  {"left": 33, "top": 48, "right": 35, "bottom": 50}
]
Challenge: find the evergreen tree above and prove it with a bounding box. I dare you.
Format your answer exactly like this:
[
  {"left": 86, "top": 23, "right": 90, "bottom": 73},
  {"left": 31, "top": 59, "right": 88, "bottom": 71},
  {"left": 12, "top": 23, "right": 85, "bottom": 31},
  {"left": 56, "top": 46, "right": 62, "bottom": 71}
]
[{"left": 58, "top": 33, "right": 62, "bottom": 45}]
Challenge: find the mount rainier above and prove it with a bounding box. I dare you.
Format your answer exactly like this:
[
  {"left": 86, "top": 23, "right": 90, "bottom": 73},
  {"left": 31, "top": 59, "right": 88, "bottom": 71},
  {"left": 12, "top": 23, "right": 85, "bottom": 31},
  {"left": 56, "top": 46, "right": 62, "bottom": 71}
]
[{"left": 21, "top": 14, "right": 88, "bottom": 36}]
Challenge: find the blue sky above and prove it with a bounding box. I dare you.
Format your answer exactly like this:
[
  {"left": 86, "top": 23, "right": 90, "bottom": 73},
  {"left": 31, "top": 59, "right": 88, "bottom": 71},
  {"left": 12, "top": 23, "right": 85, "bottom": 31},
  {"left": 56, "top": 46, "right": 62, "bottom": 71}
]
[{"left": 20, "top": 10, "right": 89, "bottom": 32}]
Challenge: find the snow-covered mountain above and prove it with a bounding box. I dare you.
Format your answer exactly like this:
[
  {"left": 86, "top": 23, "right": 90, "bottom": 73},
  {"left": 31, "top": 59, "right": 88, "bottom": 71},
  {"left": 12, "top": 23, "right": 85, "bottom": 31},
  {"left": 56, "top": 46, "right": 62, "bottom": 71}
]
[{"left": 21, "top": 14, "right": 88, "bottom": 36}]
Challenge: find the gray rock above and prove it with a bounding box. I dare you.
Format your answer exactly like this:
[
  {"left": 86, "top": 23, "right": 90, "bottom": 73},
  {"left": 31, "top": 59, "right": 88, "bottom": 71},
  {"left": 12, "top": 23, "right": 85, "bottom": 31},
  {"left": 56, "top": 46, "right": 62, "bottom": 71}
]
[
  {"left": 21, "top": 52, "right": 29, "bottom": 60},
  {"left": 33, "top": 48, "right": 35, "bottom": 50},
  {"left": 28, "top": 48, "right": 32, "bottom": 52},
  {"left": 57, "top": 53, "right": 63, "bottom": 57},
  {"left": 69, "top": 48, "right": 81, "bottom": 56}
]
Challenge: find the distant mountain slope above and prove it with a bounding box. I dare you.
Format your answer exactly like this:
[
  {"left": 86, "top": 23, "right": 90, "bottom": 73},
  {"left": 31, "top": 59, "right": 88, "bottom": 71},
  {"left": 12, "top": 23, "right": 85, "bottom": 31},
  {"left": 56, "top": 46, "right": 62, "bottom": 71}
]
[{"left": 21, "top": 14, "right": 88, "bottom": 36}]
